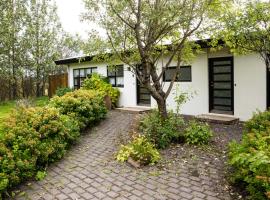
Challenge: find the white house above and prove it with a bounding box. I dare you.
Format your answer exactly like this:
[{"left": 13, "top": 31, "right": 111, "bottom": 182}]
[{"left": 55, "top": 45, "right": 268, "bottom": 121}]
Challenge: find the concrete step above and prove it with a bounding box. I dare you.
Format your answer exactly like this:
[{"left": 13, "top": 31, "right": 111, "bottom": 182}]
[
  {"left": 196, "top": 113, "right": 239, "bottom": 125},
  {"left": 115, "top": 106, "right": 152, "bottom": 114}
]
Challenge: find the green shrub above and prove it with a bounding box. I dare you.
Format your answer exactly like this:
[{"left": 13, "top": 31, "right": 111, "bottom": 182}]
[
  {"left": 0, "top": 106, "right": 80, "bottom": 196},
  {"left": 50, "top": 89, "right": 107, "bottom": 129},
  {"left": 229, "top": 111, "right": 270, "bottom": 200},
  {"left": 82, "top": 73, "right": 120, "bottom": 108},
  {"left": 245, "top": 110, "right": 270, "bottom": 132},
  {"left": 116, "top": 135, "right": 160, "bottom": 166},
  {"left": 55, "top": 87, "right": 73, "bottom": 97},
  {"left": 184, "top": 120, "right": 213, "bottom": 145},
  {"left": 139, "top": 109, "right": 184, "bottom": 149}
]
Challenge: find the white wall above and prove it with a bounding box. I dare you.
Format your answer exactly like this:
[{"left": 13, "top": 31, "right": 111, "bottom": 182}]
[
  {"left": 234, "top": 54, "right": 266, "bottom": 120},
  {"left": 66, "top": 49, "right": 267, "bottom": 121}
]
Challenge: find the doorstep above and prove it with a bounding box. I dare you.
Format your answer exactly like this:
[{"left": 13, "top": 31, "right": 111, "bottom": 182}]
[{"left": 196, "top": 113, "right": 239, "bottom": 125}]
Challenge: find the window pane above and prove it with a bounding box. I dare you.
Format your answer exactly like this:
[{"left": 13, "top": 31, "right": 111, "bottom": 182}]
[
  {"left": 80, "top": 69, "right": 85, "bottom": 77},
  {"left": 74, "top": 78, "right": 79, "bottom": 86},
  {"left": 92, "top": 67, "right": 97, "bottom": 73},
  {"left": 213, "top": 66, "right": 231, "bottom": 73},
  {"left": 164, "top": 68, "right": 176, "bottom": 81},
  {"left": 213, "top": 60, "right": 231, "bottom": 65},
  {"left": 214, "top": 82, "right": 231, "bottom": 89},
  {"left": 116, "top": 65, "right": 124, "bottom": 76},
  {"left": 74, "top": 69, "right": 79, "bottom": 77},
  {"left": 180, "top": 66, "right": 191, "bottom": 81},
  {"left": 214, "top": 74, "right": 231, "bottom": 81},
  {"left": 86, "top": 68, "right": 92, "bottom": 75},
  {"left": 116, "top": 77, "right": 124, "bottom": 86},
  {"left": 214, "top": 98, "right": 231, "bottom": 106},
  {"left": 109, "top": 78, "right": 115, "bottom": 86},
  {"left": 214, "top": 90, "right": 231, "bottom": 98}
]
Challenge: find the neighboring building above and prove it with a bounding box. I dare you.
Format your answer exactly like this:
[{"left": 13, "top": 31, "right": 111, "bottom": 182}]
[{"left": 55, "top": 46, "right": 268, "bottom": 121}]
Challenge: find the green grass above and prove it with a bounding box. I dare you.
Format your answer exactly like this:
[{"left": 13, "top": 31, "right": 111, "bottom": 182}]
[{"left": 0, "top": 96, "right": 49, "bottom": 137}]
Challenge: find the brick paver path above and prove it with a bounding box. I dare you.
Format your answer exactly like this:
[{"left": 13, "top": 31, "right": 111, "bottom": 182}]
[{"left": 14, "top": 111, "right": 232, "bottom": 200}]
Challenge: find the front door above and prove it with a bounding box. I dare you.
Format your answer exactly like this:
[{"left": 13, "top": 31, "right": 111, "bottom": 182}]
[
  {"left": 209, "top": 57, "right": 234, "bottom": 115},
  {"left": 136, "top": 65, "right": 151, "bottom": 106}
]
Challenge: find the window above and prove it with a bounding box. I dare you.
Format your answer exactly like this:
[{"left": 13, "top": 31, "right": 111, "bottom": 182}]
[
  {"left": 107, "top": 65, "right": 124, "bottom": 87},
  {"left": 73, "top": 67, "right": 97, "bottom": 89},
  {"left": 163, "top": 66, "right": 191, "bottom": 82}
]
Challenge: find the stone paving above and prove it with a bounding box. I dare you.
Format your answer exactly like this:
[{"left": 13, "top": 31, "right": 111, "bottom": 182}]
[{"left": 13, "top": 111, "right": 236, "bottom": 200}]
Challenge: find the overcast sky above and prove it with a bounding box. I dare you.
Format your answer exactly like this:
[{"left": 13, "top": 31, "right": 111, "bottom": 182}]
[{"left": 55, "top": 0, "right": 90, "bottom": 39}]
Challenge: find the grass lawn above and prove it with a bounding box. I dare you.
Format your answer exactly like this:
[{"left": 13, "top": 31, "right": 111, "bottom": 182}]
[{"left": 0, "top": 96, "right": 49, "bottom": 137}]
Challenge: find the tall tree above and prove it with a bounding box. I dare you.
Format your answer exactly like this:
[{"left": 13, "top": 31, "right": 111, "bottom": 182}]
[
  {"left": 25, "top": 0, "right": 62, "bottom": 97},
  {"left": 83, "top": 0, "right": 228, "bottom": 118},
  {"left": 0, "top": 0, "right": 28, "bottom": 99}
]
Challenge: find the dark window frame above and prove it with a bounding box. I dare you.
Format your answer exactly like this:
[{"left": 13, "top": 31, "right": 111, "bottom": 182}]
[
  {"left": 73, "top": 67, "right": 97, "bottom": 89},
  {"left": 163, "top": 66, "right": 192, "bottom": 82},
  {"left": 107, "top": 65, "right": 124, "bottom": 87}
]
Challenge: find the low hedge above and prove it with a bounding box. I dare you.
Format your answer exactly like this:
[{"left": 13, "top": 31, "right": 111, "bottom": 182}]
[
  {"left": 0, "top": 89, "right": 108, "bottom": 198},
  {"left": 50, "top": 89, "right": 107, "bottom": 129},
  {"left": 0, "top": 107, "right": 80, "bottom": 197},
  {"left": 229, "top": 110, "right": 270, "bottom": 200}
]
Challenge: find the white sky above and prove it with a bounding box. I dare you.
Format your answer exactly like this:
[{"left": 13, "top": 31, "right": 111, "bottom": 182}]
[{"left": 55, "top": 0, "right": 90, "bottom": 39}]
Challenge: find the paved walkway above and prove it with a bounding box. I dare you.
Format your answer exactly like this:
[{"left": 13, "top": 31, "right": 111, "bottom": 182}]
[{"left": 14, "top": 111, "right": 232, "bottom": 200}]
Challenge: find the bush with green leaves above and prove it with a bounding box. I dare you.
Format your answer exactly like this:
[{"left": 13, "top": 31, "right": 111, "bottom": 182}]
[
  {"left": 245, "top": 110, "right": 270, "bottom": 132},
  {"left": 50, "top": 89, "right": 107, "bottom": 129},
  {"left": 0, "top": 106, "right": 80, "bottom": 197},
  {"left": 139, "top": 109, "right": 184, "bottom": 149},
  {"left": 184, "top": 120, "right": 213, "bottom": 145},
  {"left": 116, "top": 135, "right": 160, "bottom": 166},
  {"left": 229, "top": 111, "right": 270, "bottom": 200},
  {"left": 82, "top": 73, "right": 120, "bottom": 107},
  {"left": 55, "top": 87, "right": 73, "bottom": 97}
]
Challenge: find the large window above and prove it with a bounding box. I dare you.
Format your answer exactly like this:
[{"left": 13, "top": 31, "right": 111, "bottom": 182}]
[
  {"left": 163, "top": 66, "right": 192, "bottom": 82},
  {"left": 107, "top": 65, "right": 124, "bottom": 87},
  {"left": 73, "top": 67, "right": 97, "bottom": 89}
]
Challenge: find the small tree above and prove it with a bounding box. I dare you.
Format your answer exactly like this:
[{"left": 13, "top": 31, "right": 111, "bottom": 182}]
[
  {"left": 83, "top": 0, "right": 226, "bottom": 119},
  {"left": 221, "top": 1, "right": 270, "bottom": 69}
]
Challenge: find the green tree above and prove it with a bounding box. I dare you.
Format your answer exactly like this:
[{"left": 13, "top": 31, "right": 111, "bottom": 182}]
[
  {"left": 221, "top": 1, "right": 270, "bottom": 69},
  {"left": 0, "top": 0, "right": 29, "bottom": 99},
  {"left": 25, "top": 0, "right": 62, "bottom": 97},
  {"left": 83, "top": 0, "right": 228, "bottom": 119}
]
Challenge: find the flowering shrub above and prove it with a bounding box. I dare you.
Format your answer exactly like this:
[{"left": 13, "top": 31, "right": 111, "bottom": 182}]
[
  {"left": 50, "top": 89, "right": 107, "bottom": 129},
  {"left": 82, "top": 73, "right": 120, "bottom": 108},
  {"left": 0, "top": 106, "right": 80, "bottom": 197},
  {"left": 229, "top": 110, "right": 270, "bottom": 200},
  {"left": 116, "top": 135, "right": 160, "bottom": 166}
]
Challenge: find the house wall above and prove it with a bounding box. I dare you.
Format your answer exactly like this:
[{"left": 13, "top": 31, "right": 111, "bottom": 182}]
[{"left": 66, "top": 49, "right": 266, "bottom": 121}]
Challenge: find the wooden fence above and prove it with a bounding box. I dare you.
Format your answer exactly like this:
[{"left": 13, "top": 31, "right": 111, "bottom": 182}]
[{"left": 48, "top": 73, "right": 68, "bottom": 97}]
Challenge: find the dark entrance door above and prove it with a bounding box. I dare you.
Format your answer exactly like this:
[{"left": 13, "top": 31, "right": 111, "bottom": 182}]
[
  {"left": 136, "top": 65, "right": 151, "bottom": 106},
  {"left": 209, "top": 57, "right": 234, "bottom": 115},
  {"left": 137, "top": 81, "right": 151, "bottom": 105}
]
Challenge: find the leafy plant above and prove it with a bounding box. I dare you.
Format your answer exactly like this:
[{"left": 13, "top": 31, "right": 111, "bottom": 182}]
[
  {"left": 229, "top": 110, "right": 270, "bottom": 200},
  {"left": 35, "top": 171, "right": 47, "bottom": 181},
  {"left": 55, "top": 87, "right": 73, "bottom": 97},
  {"left": 184, "top": 120, "right": 213, "bottom": 145},
  {"left": 82, "top": 73, "right": 120, "bottom": 108},
  {"left": 139, "top": 109, "right": 184, "bottom": 149},
  {"left": 245, "top": 110, "right": 270, "bottom": 132},
  {"left": 116, "top": 135, "right": 160, "bottom": 166},
  {"left": 50, "top": 89, "right": 107, "bottom": 129}
]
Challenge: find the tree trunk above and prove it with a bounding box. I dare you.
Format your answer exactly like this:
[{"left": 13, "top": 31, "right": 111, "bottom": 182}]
[{"left": 157, "top": 98, "right": 168, "bottom": 119}]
